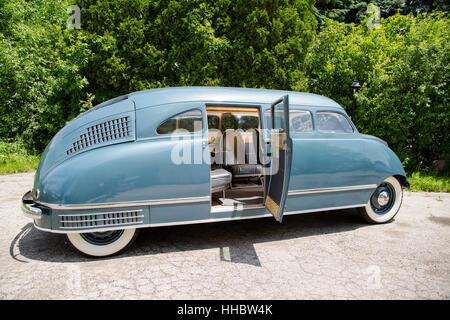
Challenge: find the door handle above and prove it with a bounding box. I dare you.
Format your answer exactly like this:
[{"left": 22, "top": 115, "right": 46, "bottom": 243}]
[{"left": 202, "top": 141, "right": 207, "bottom": 149}]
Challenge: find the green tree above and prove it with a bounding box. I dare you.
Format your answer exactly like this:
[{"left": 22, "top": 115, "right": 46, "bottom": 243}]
[
  {"left": 0, "top": 0, "right": 92, "bottom": 150},
  {"left": 402, "top": 0, "right": 450, "bottom": 14},
  {"left": 305, "top": 12, "right": 449, "bottom": 170},
  {"left": 315, "top": 0, "right": 405, "bottom": 25},
  {"left": 77, "top": 0, "right": 317, "bottom": 104},
  {"left": 216, "top": 0, "right": 317, "bottom": 90},
  {"left": 0, "top": 0, "right": 317, "bottom": 151}
]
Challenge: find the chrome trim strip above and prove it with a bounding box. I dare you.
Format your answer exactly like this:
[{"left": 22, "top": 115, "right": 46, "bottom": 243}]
[
  {"left": 288, "top": 184, "right": 377, "bottom": 196},
  {"left": 36, "top": 196, "right": 211, "bottom": 210},
  {"left": 34, "top": 222, "right": 144, "bottom": 234},
  {"left": 57, "top": 209, "right": 143, "bottom": 217},
  {"left": 59, "top": 221, "right": 144, "bottom": 230},
  {"left": 34, "top": 203, "right": 366, "bottom": 233},
  {"left": 284, "top": 204, "right": 366, "bottom": 216},
  {"left": 211, "top": 205, "right": 265, "bottom": 213}
]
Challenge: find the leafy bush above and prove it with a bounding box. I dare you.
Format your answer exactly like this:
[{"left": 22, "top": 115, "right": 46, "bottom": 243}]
[
  {"left": 77, "top": 0, "right": 317, "bottom": 103},
  {"left": 408, "top": 171, "right": 450, "bottom": 192},
  {"left": 305, "top": 12, "right": 449, "bottom": 171},
  {"left": 1, "top": 0, "right": 317, "bottom": 150},
  {"left": 0, "top": 0, "right": 92, "bottom": 151},
  {"left": 0, "top": 139, "right": 40, "bottom": 174},
  {"left": 0, "top": 0, "right": 448, "bottom": 176}
]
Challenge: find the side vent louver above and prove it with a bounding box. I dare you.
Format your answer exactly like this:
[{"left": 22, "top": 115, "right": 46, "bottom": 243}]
[
  {"left": 59, "top": 209, "right": 144, "bottom": 230},
  {"left": 66, "top": 116, "right": 131, "bottom": 155}
]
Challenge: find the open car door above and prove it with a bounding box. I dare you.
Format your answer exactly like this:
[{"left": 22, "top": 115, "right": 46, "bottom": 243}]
[{"left": 265, "top": 95, "right": 293, "bottom": 222}]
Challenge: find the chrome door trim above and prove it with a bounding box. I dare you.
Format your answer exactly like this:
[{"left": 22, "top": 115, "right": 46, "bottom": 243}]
[
  {"left": 284, "top": 203, "right": 366, "bottom": 215},
  {"left": 36, "top": 196, "right": 211, "bottom": 210},
  {"left": 288, "top": 184, "right": 377, "bottom": 196}
]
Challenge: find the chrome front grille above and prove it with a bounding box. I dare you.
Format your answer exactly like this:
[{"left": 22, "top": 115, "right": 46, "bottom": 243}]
[
  {"left": 66, "top": 116, "right": 131, "bottom": 155},
  {"left": 59, "top": 209, "right": 144, "bottom": 230}
]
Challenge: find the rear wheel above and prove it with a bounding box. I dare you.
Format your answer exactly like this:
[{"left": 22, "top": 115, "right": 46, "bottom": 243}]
[
  {"left": 358, "top": 176, "right": 403, "bottom": 224},
  {"left": 67, "top": 228, "right": 139, "bottom": 257}
]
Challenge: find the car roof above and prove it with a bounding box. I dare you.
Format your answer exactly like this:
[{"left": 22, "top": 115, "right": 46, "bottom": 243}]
[{"left": 128, "top": 86, "right": 343, "bottom": 110}]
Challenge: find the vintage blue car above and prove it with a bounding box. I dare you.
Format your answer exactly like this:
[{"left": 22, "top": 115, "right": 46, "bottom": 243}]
[{"left": 21, "top": 87, "right": 409, "bottom": 257}]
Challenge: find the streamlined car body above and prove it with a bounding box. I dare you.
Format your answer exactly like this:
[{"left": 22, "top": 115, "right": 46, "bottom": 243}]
[{"left": 22, "top": 87, "right": 409, "bottom": 256}]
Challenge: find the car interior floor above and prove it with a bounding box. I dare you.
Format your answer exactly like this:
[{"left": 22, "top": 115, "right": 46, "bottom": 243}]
[{"left": 211, "top": 178, "right": 265, "bottom": 208}]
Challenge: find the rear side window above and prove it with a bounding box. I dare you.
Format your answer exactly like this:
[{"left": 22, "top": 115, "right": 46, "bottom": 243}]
[
  {"left": 221, "top": 114, "right": 238, "bottom": 130},
  {"left": 208, "top": 115, "right": 219, "bottom": 129},
  {"left": 157, "top": 109, "right": 203, "bottom": 134},
  {"left": 265, "top": 109, "right": 312, "bottom": 133},
  {"left": 238, "top": 116, "right": 259, "bottom": 130},
  {"left": 290, "top": 110, "right": 313, "bottom": 133},
  {"left": 316, "top": 112, "right": 353, "bottom": 133},
  {"left": 221, "top": 114, "right": 259, "bottom": 131}
]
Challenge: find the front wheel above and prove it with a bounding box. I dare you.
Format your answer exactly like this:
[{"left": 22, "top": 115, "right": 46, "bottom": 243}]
[
  {"left": 358, "top": 176, "right": 403, "bottom": 224},
  {"left": 67, "top": 228, "right": 139, "bottom": 257}
]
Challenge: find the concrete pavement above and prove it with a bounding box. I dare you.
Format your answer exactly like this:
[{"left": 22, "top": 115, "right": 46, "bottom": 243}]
[{"left": 1, "top": 172, "right": 449, "bottom": 299}]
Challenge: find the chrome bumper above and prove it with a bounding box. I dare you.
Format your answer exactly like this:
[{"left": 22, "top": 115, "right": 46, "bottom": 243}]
[{"left": 21, "top": 190, "right": 42, "bottom": 220}]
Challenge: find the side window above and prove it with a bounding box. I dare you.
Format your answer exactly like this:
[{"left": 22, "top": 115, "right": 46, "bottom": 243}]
[
  {"left": 316, "top": 112, "right": 353, "bottom": 133},
  {"left": 265, "top": 109, "right": 313, "bottom": 133},
  {"left": 221, "top": 114, "right": 238, "bottom": 131},
  {"left": 221, "top": 114, "right": 259, "bottom": 131},
  {"left": 237, "top": 115, "right": 259, "bottom": 130},
  {"left": 290, "top": 110, "right": 313, "bottom": 133},
  {"left": 207, "top": 115, "right": 219, "bottom": 130},
  {"left": 157, "top": 109, "right": 203, "bottom": 134}
]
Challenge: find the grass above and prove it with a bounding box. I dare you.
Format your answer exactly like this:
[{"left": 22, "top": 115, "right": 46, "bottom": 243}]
[
  {"left": 0, "top": 140, "right": 40, "bottom": 175},
  {"left": 408, "top": 170, "right": 450, "bottom": 193},
  {"left": 1, "top": 140, "right": 449, "bottom": 192}
]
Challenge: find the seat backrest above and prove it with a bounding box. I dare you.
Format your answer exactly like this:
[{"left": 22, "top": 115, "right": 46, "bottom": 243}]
[
  {"left": 223, "top": 129, "right": 245, "bottom": 165},
  {"left": 222, "top": 129, "right": 261, "bottom": 166},
  {"left": 243, "top": 129, "right": 258, "bottom": 165}
]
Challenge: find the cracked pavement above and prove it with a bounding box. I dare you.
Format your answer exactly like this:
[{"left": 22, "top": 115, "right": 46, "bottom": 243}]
[{"left": 1, "top": 172, "right": 449, "bottom": 299}]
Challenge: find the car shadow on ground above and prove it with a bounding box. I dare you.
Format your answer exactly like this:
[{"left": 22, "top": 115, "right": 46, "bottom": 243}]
[{"left": 11, "top": 208, "right": 373, "bottom": 265}]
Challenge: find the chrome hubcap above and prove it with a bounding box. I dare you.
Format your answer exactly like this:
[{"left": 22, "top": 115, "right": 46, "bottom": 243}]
[
  {"left": 370, "top": 182, "right": 396, "bottom": 215},
  {"left": 377, "top": 191, "right": 390, "bottom": 206},
  {"left": 81, "top": 230, "right": 124, "bottom": 246}
]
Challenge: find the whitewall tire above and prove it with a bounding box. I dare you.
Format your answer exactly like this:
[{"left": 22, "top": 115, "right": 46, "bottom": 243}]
[
  {"left": 67, "top": 228, "right": 139, "bottom": 257},
  {"left": 358, "top": 176, "right": 403, "bottom": 224}
]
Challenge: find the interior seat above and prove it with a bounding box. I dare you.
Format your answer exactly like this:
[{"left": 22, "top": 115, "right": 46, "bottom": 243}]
[
  {"left": 211, "top": 168, "right": 232, "bottom": 193},
  {"left": 230, "top": 164, "right": 262, "bottom": 177},
  {"left": 222, "top": 129, "right": 262, "bottom": 179}
]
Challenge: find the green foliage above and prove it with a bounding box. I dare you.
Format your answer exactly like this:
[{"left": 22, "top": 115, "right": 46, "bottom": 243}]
[
  {"left": 0, "top": 0, "right": 448, "bottom": 177},
  {"left": 402, "top": 1, "right": 450, "bottom": 15},
  {"left": 0, "top": 140, "right": 40, "bottom": 174},
  {"left": 0, "top": 0, "right": 317, "bottom": 137},
  {"left": 314, "top": 0, "right": 448, "bottom": 26},
  {"left": 0, "top": 0, "right": 92, "bottom": 150},
  {"left": 77, "top": 0, "right": 317, "bottom": 103},
  {"left": 408, "top": 170, "right": 450, "bottom": 192},
  {"left": 305, "top": 12, "right": 449, "bottom": 171},
  {"left": 216, "top": 0, "right": 316, "bottom": 91},
  {"left": 315, "top": 0, "right": 404, "bottom": 25}
]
